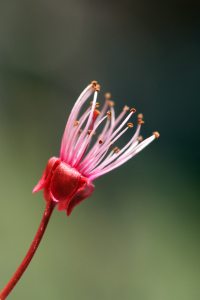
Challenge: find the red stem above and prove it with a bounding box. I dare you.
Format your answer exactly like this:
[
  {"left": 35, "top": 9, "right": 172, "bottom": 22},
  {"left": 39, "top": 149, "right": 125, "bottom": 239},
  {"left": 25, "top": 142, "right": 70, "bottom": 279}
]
[{"left": 0, "top": 199, "right": 56, "bottom": 300}]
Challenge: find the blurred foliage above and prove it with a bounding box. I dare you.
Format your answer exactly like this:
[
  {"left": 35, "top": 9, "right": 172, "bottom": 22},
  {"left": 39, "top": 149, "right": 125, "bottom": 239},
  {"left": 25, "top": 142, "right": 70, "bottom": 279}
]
[{"left": 0, "top": 1, "right": 199, "bottom": 300}]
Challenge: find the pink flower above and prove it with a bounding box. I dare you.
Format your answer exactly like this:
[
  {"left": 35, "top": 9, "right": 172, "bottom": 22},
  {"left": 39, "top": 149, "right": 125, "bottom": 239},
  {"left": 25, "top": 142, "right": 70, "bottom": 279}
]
[{"left": 33, "top": 81, "right": 159, "bottom": 216}]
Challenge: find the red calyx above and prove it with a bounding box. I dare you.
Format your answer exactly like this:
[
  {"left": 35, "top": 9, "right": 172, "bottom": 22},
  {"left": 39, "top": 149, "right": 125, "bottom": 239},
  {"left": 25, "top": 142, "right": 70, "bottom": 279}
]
[{"left": 33, "top": 157, "right": 94, "bottom": 216}]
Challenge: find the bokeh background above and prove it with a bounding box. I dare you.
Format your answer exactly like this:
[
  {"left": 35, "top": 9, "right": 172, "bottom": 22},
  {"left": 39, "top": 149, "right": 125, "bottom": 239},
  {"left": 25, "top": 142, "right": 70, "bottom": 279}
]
[{"left": 0, "top": 1, "right": 200, "bottom": 299}]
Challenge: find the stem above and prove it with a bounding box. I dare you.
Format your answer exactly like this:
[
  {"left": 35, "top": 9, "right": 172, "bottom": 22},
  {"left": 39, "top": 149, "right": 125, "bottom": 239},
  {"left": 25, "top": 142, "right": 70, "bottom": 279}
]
[{"left": 0, "top": 199, "right": 56, "bottom": 300}]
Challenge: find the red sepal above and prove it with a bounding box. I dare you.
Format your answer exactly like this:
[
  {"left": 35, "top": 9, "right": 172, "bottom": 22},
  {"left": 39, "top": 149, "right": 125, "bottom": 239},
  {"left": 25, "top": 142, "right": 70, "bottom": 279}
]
[
  {"left": 33, "top": 157, "right": 94, "bottom": 216},
  {"left": 32, "top": 157, "right": 61, "bottom": 193},
  {"left": 58, "top": 177, "right": 94, "bottom": 216},
  {"left": 50, "top": 162, "right": 81, "bottom": 202}
]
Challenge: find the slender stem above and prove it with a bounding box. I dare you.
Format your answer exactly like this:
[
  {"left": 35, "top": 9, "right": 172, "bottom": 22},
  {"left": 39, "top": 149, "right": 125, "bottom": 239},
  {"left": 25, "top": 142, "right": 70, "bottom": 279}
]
[{"left": 0, "top": 199, "right": 56, "bottom": 300}]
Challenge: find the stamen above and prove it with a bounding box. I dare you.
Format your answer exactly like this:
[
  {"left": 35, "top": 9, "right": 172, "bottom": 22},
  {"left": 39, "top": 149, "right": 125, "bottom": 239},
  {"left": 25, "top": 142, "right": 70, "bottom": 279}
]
[
  {"left": 130, "top": 108, "right": 136, "bottom": 113},
  {"left": 123, "top": 105, "right": 130, "bottom": 111},
  {"left": 95, "top": 84, "right": 100, "bottom": 92},
  {"left": 90, "top": 102, "right": 100, "bottom": 108},
  {"left": 127, "top": 123, "right": 133, "bottom": 128},
  {"left": 87, "top": 130, "right": 92, "bottom": 135},
  {"left": 138, "top": 119, "right": 145, "bottom": 125},
  {"left": 91, "top": 80, "right": 97, "bottom": 86},
  {"left": 107, "top": 110, "right": 111, "bottom": 116},
  {"left": 137, "top": 113, "right": 143, "bottom": 119},
  {"left": 74, "top": 121, "right": 79, "bottom": 126},
  {"left": 107, "top": 110, "right": 111, "bottom": 120},
  {"left": 113, "top": 147, "right": 118, "bottom": 153},
  {"left": 105, "top": 93, "right": 111, "bottom": 100},
  {"left": 115, "top": 149, "right": 120, "bottom": 154},
  {"left": 110, "top": 143, "right": 114, "bottom": 147},
  {"left": 137, "top": 135, "right": 143, "bottom": 142},
  {"left": 153, "top": 132, "right": 160, "bottom": 138},
  {"left": 60, "top": 83, "right": 94, "bottom": 160},
  {"left": 78, "top": 129, "right": 82, "bottom": 134},
  {"left": 99, "top": 140, "right": 103, "bottom": 144},
  {"left": 109, "top": 100, "right": 115, "bottom": 107}
]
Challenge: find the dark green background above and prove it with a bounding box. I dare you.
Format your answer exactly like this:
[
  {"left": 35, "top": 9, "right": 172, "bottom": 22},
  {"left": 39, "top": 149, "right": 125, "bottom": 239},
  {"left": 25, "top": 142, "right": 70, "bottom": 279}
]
[{"left": 0, "top": 1, "right": 199, "bottom": 299}]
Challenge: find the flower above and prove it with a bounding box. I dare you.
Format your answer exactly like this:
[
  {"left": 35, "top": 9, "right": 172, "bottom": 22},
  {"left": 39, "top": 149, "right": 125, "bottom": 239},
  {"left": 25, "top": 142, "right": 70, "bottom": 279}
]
[{"left": 33, "top": 81, "right": 159, "bottom": 216}]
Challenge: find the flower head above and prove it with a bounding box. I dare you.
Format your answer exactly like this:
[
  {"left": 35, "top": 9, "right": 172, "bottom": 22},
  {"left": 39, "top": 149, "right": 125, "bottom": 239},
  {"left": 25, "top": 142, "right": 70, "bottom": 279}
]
[{"left": 33, "top": 81, "right": 159, "bottom": 215}]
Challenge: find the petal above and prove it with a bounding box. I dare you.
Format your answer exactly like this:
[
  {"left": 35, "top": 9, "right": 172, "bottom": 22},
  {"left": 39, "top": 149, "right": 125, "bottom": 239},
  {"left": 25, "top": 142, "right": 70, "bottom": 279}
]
[
  {"left": 66, "top": 179, "right": 94, "bottom": 216},
  {"left": 32, "top": 157, "right": 60, "bottom": 193},
  {"left": 50, "top": 162, "right": 81, "bottom": 203}
]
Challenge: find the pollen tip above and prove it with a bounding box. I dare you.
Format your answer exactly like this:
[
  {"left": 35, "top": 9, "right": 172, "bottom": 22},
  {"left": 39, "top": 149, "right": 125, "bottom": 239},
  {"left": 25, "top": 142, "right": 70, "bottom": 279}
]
[
  {"left": 99, "top": 139, "right": 103, "bottom": 144},
  {"left": 137, "top": 135, "right": 143, "bottom": 142},
  {"left": 107, "top": 110, "right": 111, "bottom": 115},
  {"left": 137, "top": 113, "right": 143, "bottom": 119},
  {"left": 107, "top": 110, "right": 111, "bottom": 119},
  {"left": 123, "top": 105, "right": 130, "bottom": 111},
  {"left": 91, "top": 81, "right": 97, "bottom": 89},
  {"left": 105, "top": 93, "right": 111, "bottom": 100},
  {"left": 87, "top": 130, "right": 92, "bottom": 135},
  {"left": 74, "top": 121, "right": 79, "bottom": 126},
  {"left": 114, "top": 147, "right": 120, "bottom": 154},
  {"left": 95, "top": 84, "right": 100, "bottom": 92},
  {"left": 153, "top": 131, "right": 160, "bottom": 138},
  {"left": 90, "top": 101, "right": 100, "bottom": 108},
  {"left": 138, "top": 119, "right": 145, "bottom": 125},
  {"left": 127, "top": 122, "right": 133, "bottom": 128},
  {"left": 108, "top": 100, "right": 115, "bottom": 107},
  {"left": 130, "top": 108, "right": 136, "bottom": 113}
]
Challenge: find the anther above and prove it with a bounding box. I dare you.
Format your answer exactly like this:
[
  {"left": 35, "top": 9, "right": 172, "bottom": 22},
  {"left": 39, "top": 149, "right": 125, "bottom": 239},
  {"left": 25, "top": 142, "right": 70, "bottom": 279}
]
[
  {"left": 138, "top": 119, "right": 145, "bottom": 125},
  {"left": 95, "top": 84, "right": 100, "bottom": 92},
  {"left": 137, "top": 113, "right": 143, "bottom": 119},
  {"left": 93, "top": 131, "right": 96, "bottom": 135},
  {"left": 123, "top": 105, "right": 130, "bottom": 111},
  {"left": 107, "top": 110, "right": 111, "bottom": 120},
  {"left": 109, "top": 143, "right": 114, "bottom": 147},
  {"left": 127, "top": 122, "right": 133, "bottom": 128},
  {"left": 87, "top": 130, "right": 92, "bottom": 135},
  {"left": 78, "top": 129, "right": 82, "bottom": 135},
  {"left": 90, "top": 102, "right": 100, "bottom": 108},
  {"left": 153, "top": 132, "right": 160, "bottom": 138},
  {"left": 105, "top": 93, "right": 111, "bottom": 100},
  {"left": 91, "top": 80, "right": 97, "bottom": 86},
  {"left": 99, "top": 139, "right": 103, "bottom": 144},
  {"left": 137, "top": 135, "right": 143, "bottom": 142},
  {"left": 74, "top": 121, "right": 79, "bottom": 126},
  {"left": 114, "top": 147, "right": 120, "bottom": 154},
  {"left": 109, "top": 100, "right": 115, "bottom": 107},
  {"left": 130, "top": 108, "right": 136, "bottom": 113}
]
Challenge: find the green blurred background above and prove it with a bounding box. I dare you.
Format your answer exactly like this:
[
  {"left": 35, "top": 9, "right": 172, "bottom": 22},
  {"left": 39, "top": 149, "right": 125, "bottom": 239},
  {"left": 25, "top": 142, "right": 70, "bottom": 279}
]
[{"left": 0, "top": 1, "right": 199, "bottom": 299}]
